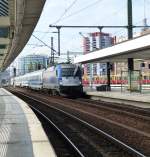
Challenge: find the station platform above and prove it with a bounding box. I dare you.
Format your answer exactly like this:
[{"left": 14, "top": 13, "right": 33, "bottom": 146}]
[
  {"left": 84, "top": 87, "right": 150, "bottom": 108},
  {"left": 0, "top": 88, "right": 56, "bottom": 157}
]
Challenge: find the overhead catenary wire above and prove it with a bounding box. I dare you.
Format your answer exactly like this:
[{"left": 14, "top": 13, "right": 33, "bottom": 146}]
[
  {"left": 31, "top": 1, "right": 150, "bottom": 57},
  {"left": 34, "top": 31, "right": 53, "bottom": 34},
  {"left": 52, "top": 0, "right": 78, "bottom": 24},
  {"left": 27, "top": 44, "right": 42, "bottom": 46},
  {"left": 50, "top": 0, "right": 104, "bottom": 24},
  {"left": 95, "top": 4, "right": 126, "bottom": 26},
  {"left": 32, "top": 34, "right": 58, "bottom": 54},
  {"left": 112, "top": 0, "right": 150, "bottom": 39}
]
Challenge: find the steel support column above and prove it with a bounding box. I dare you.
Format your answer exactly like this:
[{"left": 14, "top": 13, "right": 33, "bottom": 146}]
[
  {"left": 56, "top": 26, "right": 61, "bottom": 56},
  {"left": 107, "top": 62, "right": 111, "bottom": 91},
  {"left": 128, "top": 58, "right": 134, "bottom": 71},
  {"left": 50, "top": 36, "right": 54, "bottom": 64},
  {"left": 128, "top": 58, "right": 134, "bottom": 92},
  {"left": 127, "top": 0, "right": 133, "bottom": 39},
  {"left": 98, "top": 27, "right": 103, "bottom": 49}
]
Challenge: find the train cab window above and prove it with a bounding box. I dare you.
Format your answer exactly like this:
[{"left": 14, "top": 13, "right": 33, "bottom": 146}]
[
  {"left": 74, "top": 67, "right": 81, "bottom": 77},
  {"left": 56, "top": 70, "right": 58, "bottom": 76},
  {"left": 62, "top": 68, "right": 74, "bottom": 77}
]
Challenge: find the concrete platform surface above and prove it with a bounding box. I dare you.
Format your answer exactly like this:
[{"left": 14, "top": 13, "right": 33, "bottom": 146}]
[
  {"left": 86, "top": 90, "right": 150, "bottom": 108},
  {"left": 0, "top": 88, "right": 57, "bottom": 157}
]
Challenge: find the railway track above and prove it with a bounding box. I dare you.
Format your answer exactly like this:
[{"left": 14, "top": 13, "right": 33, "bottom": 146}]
[
  {"left": 8, "top": 88, "right": 147, "bottom": 157},
  {"left": 30, "top": 105, "right": 84, "bottom": 157},
  {"left": 77, "top": 98, "right": 150, "bottom": 117}
]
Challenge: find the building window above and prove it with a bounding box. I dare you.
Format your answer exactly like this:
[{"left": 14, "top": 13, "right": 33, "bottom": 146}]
[
  {"left": 141, "top": 63, "right": 145, "bottom": 67},
  {"left": 87, "top": 64, "right": 91, "bottom": 75},
  {"left": 93, "top": 63, "right": 97, "bottom": 75}
]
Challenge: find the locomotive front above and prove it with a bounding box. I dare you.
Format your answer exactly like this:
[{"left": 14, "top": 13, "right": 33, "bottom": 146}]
[{"left": 56, "top": 64, "right": 83, "bottom": 95}]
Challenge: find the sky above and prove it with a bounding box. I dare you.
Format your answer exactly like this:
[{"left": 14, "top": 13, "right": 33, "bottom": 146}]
[{"left": 16, "top": 0, "right": 150, "bottom": 62}]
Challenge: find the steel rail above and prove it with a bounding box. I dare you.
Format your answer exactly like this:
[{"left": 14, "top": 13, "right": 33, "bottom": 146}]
[
  {"left": 68, "top": 98, "right": 150, "bottom": 121},
  {"left": 10, "top": 89, "right": 147, "bottom": 157},
  {"left": 30, "top": 105, "right": 85, "bottom": 157}
]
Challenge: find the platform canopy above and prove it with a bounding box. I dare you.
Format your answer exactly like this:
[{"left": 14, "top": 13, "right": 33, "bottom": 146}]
[
  {"left": 0, "top": 0, "right": 46, "bottom": 70},
  {"left": 74, "top": 33, "right": 150, "bottom": 64}
]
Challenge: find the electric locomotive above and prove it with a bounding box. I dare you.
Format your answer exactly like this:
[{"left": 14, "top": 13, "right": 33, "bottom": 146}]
[{"left": 43, "top": 63, "right": 83, "bottom": 95}]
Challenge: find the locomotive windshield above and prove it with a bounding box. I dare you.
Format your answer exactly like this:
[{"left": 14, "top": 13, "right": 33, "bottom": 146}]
[
  {"left": 62, "top": 68, "right": 74, "bottom": 77},
  {"left": 61, "top": 66, "right": 82, "bottom": 78},
  {"left": 73, "top": 66, "right": 82, "bottom": 78}
]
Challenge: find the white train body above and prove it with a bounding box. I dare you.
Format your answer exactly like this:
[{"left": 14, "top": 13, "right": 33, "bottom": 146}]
[
  {"left": 28, "top": 69, "right": 44, "bottom": 90},
  {"left": 43, "top": 66, "right": 58, "bottom": 90},
  {"left": 11, "top": 63, "right": 83, "bottom": 96}
]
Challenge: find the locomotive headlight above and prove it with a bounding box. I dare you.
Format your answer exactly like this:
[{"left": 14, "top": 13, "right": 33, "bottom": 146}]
[
  {"left": 59, "top": 81, "right": 63, "bottom": 85},
  {"left": 79, "top": 81, "right": 82, "bottom": 84}
]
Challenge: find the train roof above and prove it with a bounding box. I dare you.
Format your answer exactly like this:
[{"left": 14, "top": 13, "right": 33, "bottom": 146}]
[
  {"left": 44, "top": 63, "right": 77, "bottom": 72},
  {"left": 48, "top": 63, "right": 77, "bottom": 68},
  {"left": 14, "top": 69, "right": 45, "bottom": 78}
]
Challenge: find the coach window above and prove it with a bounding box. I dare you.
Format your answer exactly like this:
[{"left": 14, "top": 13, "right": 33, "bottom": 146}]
[{"left": 56, "top": 70, "right": 58, "bottom": 76}]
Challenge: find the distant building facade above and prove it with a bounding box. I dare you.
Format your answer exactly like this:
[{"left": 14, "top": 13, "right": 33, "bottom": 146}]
[
  {"left": 89, "top": 32, "right": 115, "bottom": 50},
  {"left": 115, "top": 18, "right": 150, "bottom": 78},
  {"left": 17, "top": 54, "right": 49, "bottom": 75},
  {"left": 83, "top": 37, "right": 90, "bottom": 54},
  {"left": 81, "top": 23, "right": 150, "bottom": 85},
  {"left": 82, "top": 32, "right": 115, "bottom": 78}
]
